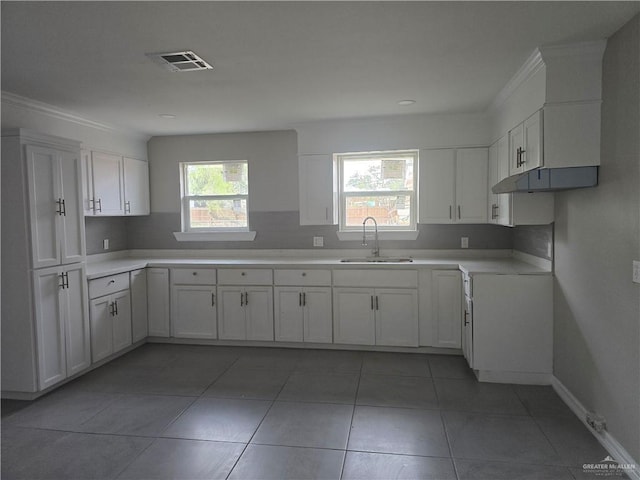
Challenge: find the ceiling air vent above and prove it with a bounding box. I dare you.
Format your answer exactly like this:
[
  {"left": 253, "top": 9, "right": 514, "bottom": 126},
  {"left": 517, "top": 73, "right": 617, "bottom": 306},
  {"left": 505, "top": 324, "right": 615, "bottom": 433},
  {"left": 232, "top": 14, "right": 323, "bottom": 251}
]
[{"left": 147, "top": 50, "right": 213, "bottom": 72}]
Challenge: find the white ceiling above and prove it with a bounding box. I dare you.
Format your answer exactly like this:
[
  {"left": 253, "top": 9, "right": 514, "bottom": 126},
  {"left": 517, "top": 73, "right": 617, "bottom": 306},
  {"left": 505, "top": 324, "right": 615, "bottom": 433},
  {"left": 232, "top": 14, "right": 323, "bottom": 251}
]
[{"left": 2, "top": 1, "right": 638, "bottom": 136}]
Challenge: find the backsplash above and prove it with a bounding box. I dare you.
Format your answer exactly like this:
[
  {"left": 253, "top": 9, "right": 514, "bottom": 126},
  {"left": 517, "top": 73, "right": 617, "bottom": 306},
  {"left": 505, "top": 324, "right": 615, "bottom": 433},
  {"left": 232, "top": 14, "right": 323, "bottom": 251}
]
[
  {"left": 513, "top": 224, "right": 554, "bottom": 260},
  {"left": 85, "top": 216, "right": 128, "bottom": 255},
  {"left": 86, "top": 212, "right": 557, "bottom": 257},
  {"left": 125, "top": 211, "right": 514, "bottom": 251}
]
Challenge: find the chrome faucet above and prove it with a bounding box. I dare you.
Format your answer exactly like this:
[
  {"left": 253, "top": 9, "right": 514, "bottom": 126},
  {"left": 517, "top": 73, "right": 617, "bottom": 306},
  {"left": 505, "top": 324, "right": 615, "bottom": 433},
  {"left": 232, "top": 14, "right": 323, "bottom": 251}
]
[{"left": 362, "top": 216, "right": 380, "bottom": 257}]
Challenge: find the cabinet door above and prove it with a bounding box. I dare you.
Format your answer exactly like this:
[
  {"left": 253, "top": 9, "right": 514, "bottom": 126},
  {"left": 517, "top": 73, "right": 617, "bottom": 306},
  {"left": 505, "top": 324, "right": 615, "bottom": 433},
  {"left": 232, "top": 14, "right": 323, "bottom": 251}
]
[
  {"left": 59, "top": 150, "right": 86, "bottom": 263},
  {"left": 112, "top": 290, "right": 132, "bottom": 353},
  {"left": 63, "top": 265, "right": 90, "bottom": 376},
  {"left": 303, "top": 287, "right": 333, "bottom": 343},
  {"left": 26, "top": 145, "right": 60, "bottom": 268},
  {"left": 462, "top": 295, "right": 474, "bottom": 368},
  {"left": 171, "top": 285, "right": 217, "bottom": 339},
  {"left": 218, "top": 286, "right": 246, "bottom": 340},
  {"left": 431, "top": 270, "right": 462, "bottom": 349},
  {"left": 487, "top": 142, "right": 499, "bottom": 224},
  {"left": 299, "top": 155, "right": 334, "bottom": 225},
  {"left": 456, "top": 148, "right": 488, "bottom": 223},
  {"left": 81, "top": 149, "right": 94, "bottom": 216},
  {"left": 130, "top": 269, "right": 148, "bottom": 343},
  {"left": 375, "top": 288, "right": 418, "bottom": 347},
  {"left": 90, "top": 296, "right": 113, "bottom": 363},
  {"left": 91, "top": 151, "right": 124, "bottom": 215},
  {"left": 274, "top": 287, "right": 303, "bottom": 342},
  {"left": 495, "top": 136, "right": 512, "bottom": 226},
  {"left": 33, "top": 267, "right": 66, "bottom": 389},
  {"left": 333, "top": 288, "right": 375, "bottom": 345},
  {"left": 245, "top": 287, "right": 274, "bottom": 341},
  {"left": 418, "top": 149, "right": 456, "bottom": 223},
  {"left": 123, "top": 157, "right": 150, "bottom": 215},
  {"left": 509, "top": 123, "right": 525, "bottom": 175},
  {"left": 523, "top": 110, "right": 543, "bottom": 172},
  {"left": 147, "top": 268, "right": 170, "bottom": 337}
]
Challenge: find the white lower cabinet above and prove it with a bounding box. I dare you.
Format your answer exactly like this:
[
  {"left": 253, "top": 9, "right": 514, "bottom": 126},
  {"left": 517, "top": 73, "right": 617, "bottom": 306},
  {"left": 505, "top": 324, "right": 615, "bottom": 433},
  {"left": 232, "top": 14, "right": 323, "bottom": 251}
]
[
  {"left": 171, "top": 285, "right": 217, "bottom": 339},
  {"left": 431, "top": 270, "right": 462, "bottom": 349},
  {"left": 462, "top": 295, "right": 473, "bottom": 368},
  {"left": 89, "top": 289, "right": 132, "bottom": 363},
  {"left": 274, "top": 287, "right": 332, "bottom": 343},
  {"left": 464, "top": 273, "right": 553, "bottom": 383},
  {"left": 147, "top": 268, "right": 170, "bottom": 337},
  {"left": 130, "top": 269, "right": 148, "bottom": 343},
  {"left": 218, "top": 286, "right": 274, "bottom": 341},
  {"left": 375, "top": 288, "right": 419, "bottom": 347},
  {"left": 33, "top": 263, "right": 90, "bottom": 389},
  {"left": 333, "top": 287, "right": 418, "bottom": 347}
]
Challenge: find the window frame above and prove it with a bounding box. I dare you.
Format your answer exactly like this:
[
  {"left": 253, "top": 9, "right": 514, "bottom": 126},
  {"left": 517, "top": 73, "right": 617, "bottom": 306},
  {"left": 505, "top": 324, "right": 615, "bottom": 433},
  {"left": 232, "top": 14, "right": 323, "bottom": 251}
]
[
  {"left": 179, "top": 160, "right": 250, "bottom": 233},
  {"left": 336, "top": 150, "right": 418, "bottom": 232}
]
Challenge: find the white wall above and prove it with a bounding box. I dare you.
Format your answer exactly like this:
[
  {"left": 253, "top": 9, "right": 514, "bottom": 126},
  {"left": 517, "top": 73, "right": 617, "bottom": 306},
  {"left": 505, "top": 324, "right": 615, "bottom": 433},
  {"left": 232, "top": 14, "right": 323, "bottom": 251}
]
[
  {"left": 295, "top": 112, "right": 491, "bottom": 155},
  {"left": 1, "top": 95, "right": 148, "bottom": 158},
  {"left": 147, "top": 130, "right": 298, "bottom": 213},
  {"left": 553, "top": 14, "right": 640, "bottom": 462}
]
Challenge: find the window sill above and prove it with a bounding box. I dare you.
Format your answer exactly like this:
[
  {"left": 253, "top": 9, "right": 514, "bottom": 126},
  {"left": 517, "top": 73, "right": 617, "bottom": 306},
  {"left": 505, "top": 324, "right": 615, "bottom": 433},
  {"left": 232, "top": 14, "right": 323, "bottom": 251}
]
[
  {"left": 173, "top": 231, "right": 257, "bottom": 242},
  {"left": 336, "top": 231, "right": 419, "bottom": 241}
]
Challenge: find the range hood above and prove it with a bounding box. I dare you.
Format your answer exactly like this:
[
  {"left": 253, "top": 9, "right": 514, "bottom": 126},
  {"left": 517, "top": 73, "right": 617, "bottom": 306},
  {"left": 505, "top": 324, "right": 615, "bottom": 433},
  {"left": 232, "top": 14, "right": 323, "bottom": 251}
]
[{"left": 492, "top": 167, "right": 598, "bottom": 194}]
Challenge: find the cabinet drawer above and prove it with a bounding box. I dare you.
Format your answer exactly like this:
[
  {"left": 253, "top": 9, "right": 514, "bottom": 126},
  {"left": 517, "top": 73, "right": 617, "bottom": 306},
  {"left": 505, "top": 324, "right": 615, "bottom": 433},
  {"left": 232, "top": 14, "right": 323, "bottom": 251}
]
[
  {"left": 274, "top": 269, "right": 331, "bottom": 286},
  {"left": 218, "top": 268, "right": 273, "bottom": 285},
  {"left": 333, "top": 269, "right": 417, "bottom": 288},
  {"left": 171, "top": 268, "right": 216, "bottom": 285},
  {"left": 89, "top": 272, "right": 129, "bottom": 299}
]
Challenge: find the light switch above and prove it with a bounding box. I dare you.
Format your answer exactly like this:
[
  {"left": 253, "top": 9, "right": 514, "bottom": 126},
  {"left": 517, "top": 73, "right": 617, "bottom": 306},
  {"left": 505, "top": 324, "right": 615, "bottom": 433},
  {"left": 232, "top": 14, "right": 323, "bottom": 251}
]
[
  {"left": 461, "top": 237, "right": 469, "bottom": 249},
  {"left": 103, "top": 239, "right": 110, "bottom": 250},
  {"left": 313, "top": 236, "right": 324, "bottom": 247},
  {"left": 633, "top": 260, "right": 640, "bottom": 284}
]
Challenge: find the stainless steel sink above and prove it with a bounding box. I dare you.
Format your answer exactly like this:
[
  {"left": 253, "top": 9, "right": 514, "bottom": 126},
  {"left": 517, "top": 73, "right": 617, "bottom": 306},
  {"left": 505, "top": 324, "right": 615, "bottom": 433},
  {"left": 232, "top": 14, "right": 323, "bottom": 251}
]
[{"left": 340, "top": 257, "right": 414, "bottom": 263}]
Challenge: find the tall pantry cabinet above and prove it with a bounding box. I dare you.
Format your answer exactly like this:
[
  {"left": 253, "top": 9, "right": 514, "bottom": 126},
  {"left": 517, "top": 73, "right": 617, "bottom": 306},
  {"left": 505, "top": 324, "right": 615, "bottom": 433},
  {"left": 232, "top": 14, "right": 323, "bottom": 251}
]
[{"left": 1, "top": 129, "right": 90, "bottom": 397}]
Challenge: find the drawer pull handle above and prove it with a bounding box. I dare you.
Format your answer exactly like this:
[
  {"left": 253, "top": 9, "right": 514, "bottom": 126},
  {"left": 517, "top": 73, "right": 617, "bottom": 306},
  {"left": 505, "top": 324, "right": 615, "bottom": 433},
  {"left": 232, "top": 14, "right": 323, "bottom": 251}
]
[{"left": 108, "top": 280, "right": 115, "bottom": 284}]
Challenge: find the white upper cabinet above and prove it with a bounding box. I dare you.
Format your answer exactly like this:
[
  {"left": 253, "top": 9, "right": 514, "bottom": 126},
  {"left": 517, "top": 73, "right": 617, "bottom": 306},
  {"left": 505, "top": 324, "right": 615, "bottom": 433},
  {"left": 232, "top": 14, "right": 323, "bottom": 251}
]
[
  {"left": 123, "top": 157, "right": 150, "bottom": 215},
  {"left": 298, "top": 154, "right": 335, "bottom": 225},
  {"left": 509, "top": 110, "right": 543, "bottom": 176},
  {"left": 83, "top": 150, "right": 150, "bottom": 217},
  {"left": 26, "top": 144, "right": 85, "bottom": 269},
  {"left": 418, "top": 149, "right": 456, "bottom": 223},
  {"left": 90, "top": 151, "right": 125, "bottom": 215},
  {"left": 419, "top": 148, "right": 488, "bottom": 224},
  {"left": 489, "top": 134, "right": 554, "bottom": 227},
  {"left": 455, "top": 148, "right": 489, "bottom": 223}
]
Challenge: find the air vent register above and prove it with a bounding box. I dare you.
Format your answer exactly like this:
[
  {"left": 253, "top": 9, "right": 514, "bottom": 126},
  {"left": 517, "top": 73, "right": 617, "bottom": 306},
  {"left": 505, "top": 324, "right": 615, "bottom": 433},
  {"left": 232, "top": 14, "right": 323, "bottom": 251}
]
[{"left": 146, "top": 51, "right": 213, "bottom": 72}]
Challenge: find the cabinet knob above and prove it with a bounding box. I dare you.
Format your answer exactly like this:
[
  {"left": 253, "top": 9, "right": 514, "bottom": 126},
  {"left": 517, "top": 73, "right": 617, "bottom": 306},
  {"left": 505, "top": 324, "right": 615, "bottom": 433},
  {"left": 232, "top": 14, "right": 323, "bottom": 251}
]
[
  {"left": 192, "top": 272, "right": 197, "bottom": 276},
  {"left": 241, "top": 272, "right": 246, "bottom": 276},
  {"left": 301, "top": 272, "right": 306, "bottom": 277}
]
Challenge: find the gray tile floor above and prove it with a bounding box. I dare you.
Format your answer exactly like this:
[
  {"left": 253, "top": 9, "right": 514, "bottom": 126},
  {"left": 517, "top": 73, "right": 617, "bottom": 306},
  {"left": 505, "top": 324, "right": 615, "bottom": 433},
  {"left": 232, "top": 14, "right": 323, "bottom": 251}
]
[{"left": 1, "top": 344, "right": 612, "bottom": 480}]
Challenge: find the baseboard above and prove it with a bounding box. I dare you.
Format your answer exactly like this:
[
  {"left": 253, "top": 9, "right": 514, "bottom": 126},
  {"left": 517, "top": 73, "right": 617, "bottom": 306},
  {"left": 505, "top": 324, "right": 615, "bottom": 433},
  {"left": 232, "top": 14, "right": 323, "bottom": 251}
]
[
  {"left": 552, "top": 376, "right": 639, "bottom": 480},
  {"left": 476, "top": 370, "right": 551, "bottom": 385}
]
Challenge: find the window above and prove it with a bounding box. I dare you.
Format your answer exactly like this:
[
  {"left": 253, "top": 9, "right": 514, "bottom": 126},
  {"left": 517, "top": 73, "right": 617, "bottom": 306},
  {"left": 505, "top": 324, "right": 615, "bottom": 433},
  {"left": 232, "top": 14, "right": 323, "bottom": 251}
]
[
  {"left": 180, "top": 161, "right": 249, "bottom": 231},
  {"left": 337, "top": 150, "right": 418, "bottom": 231}
]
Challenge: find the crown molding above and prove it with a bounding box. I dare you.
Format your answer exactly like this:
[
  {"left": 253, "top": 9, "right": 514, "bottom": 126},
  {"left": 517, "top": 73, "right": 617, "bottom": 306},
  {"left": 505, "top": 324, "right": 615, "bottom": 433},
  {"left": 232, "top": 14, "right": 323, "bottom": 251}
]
[
  {"left": 488, "top": 48, "right": 544, "bottom": 113},
  {"left": 538, "top": 39, "right": 607, "bottom": 59},
  {"left": 1, "top": 91, "right": 149, "bottom": 141}
]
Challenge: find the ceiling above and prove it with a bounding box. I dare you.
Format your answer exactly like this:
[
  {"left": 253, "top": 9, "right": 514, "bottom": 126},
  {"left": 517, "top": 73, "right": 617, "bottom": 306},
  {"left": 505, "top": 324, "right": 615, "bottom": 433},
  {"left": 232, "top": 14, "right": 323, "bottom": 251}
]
[{"left": 2, "top": 1, "right": 638, "bottom": 137}]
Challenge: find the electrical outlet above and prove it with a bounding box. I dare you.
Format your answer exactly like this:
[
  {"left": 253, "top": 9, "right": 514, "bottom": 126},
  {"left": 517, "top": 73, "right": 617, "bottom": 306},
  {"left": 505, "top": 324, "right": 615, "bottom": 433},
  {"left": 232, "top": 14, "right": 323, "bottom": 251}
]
[
  {"left": 461, "top": 237, "right": 469, "bottom": 249},
  {"left": 313, "top": 236, "right": 324, "bottom": 247},
  {"left": 633, "top": 261, "right": 640, "bottom": 284},
  {"left": 103, "top": 239, "right": 110, "bottom": 250}
]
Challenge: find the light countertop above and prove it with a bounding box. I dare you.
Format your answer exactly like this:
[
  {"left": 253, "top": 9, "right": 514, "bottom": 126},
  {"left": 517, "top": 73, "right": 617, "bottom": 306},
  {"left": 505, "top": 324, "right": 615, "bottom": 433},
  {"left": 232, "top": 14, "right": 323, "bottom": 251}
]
[{"left": 85, "top": 250, "right": 551, "bottom": 279}]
